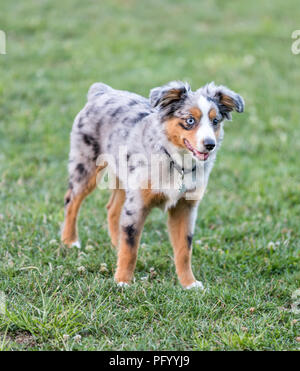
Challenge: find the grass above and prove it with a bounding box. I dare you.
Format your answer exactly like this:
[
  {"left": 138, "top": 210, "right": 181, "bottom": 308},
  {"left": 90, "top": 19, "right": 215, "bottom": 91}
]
[{"left": 0, "top": 0, "right": 299, "bottom": 350}]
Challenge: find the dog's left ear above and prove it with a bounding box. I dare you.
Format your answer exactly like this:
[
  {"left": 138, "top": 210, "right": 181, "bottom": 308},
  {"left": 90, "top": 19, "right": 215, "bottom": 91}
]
[
  {"left": 202, "top": 82, "right": 245, "bottom": 120},
  {"left": 149, "top": 81, "right": 191, "bottom": 118}
]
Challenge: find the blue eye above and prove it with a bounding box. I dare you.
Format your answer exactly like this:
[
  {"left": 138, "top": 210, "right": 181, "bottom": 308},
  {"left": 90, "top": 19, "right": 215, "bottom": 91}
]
[
  {"left": 212, "top": 118, "right": 219, "bottom": 126},
  {"left": 186, "top": 117, "right": 195, "bottom": 126}
]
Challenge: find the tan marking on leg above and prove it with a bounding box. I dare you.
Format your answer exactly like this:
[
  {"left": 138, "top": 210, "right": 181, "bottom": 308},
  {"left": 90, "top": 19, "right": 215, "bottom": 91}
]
[
  {"left": 107, "top": 189, "right": 126, "bottom": 247},
  {"left": 114, "top": 208, "right": 149, "bottom": 284},
  {"left": 106, "top": 190, "right": 116, "bottom": 210},
  {"left": 106, "top": 177, "right": 121, "bottom": 210},
  {"left": 114, "top": 238, "right": 139, "bottom": 284},
  {"left": 168, "top": 198, "right": 197, "bottom": 287},
  {"left": 61, "top": 165, "right": 106, "bottom": 247},
  {"left": 141, "top": 186, "right": 166, "bottom": 208}
]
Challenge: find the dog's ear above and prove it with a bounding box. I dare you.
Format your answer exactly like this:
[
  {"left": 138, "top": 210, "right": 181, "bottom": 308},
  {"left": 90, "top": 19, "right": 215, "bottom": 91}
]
[
  {"left": 149, "top": 81, "right": 191, "bottom": 118},
  {"left": 202, "top": 82, "right": 245, "bottom": 120}
]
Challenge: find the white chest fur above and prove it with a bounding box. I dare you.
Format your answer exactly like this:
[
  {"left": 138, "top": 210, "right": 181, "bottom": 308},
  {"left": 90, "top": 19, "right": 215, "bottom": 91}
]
[{"left": 150, "top": 154, "right": 213, "bottom": 210}]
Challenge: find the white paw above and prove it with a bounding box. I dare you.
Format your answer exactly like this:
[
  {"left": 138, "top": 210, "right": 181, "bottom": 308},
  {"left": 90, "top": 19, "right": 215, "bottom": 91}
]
[
  {"left": 117, "top": 282, "right": 129, "bottom": 288},
  {"left": 185, "top": 280, "right": 204, "bottom": 290},
  {"left": 71, "top": 240, "right": 81, "bottom": 249}
]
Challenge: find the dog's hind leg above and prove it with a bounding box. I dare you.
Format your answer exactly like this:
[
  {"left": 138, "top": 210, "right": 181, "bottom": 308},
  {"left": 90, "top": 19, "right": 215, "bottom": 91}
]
[
  {"left": 61, "top": 111, "right": 107, "bottom": 247},
  {"left": 61, "top": 164, "right": 106, "bottom": 247},
  {"left": 106, "top": 188, "right": 126, "bottom": 248}
]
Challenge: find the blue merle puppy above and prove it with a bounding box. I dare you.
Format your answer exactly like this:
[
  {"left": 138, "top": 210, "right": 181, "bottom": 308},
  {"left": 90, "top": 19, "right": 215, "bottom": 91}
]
[{"left": 61, "top": 81, "right": 244, "bottom": 289}]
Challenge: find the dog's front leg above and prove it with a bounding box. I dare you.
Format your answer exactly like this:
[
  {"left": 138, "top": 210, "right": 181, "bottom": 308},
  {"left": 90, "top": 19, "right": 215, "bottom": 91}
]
[
  {"left": 168, "top": 199, "right": 203, "bottom": 289},
  {"left": 114, "top": 192, "right": 148, "bottom": 285}
]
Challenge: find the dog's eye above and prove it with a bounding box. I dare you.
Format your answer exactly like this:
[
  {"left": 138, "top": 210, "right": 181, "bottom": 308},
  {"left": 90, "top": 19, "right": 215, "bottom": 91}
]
[
  {"left": 186, "top": 117, "right": 195, "bottom": 126},
  {"left": 212, "top": 118, "right": 219, "bottom": 126}
]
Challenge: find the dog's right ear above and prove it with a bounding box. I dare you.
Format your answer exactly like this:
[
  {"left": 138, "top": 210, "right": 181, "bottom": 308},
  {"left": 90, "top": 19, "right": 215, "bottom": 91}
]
[
  {"left": 201, "top": 82, "right": 245, "bottom": 120},
  {"left": 149, "top": 81, "right": 191, "bottom": 118}
]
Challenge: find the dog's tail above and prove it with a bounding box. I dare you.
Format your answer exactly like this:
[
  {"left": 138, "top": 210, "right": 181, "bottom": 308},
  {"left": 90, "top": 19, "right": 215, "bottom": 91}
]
[{"left": 87, "top": 82, "right": 112, "bottom": 101}]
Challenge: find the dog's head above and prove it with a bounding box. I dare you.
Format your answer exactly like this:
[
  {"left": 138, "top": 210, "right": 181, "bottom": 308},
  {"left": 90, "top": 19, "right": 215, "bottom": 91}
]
[{"left": 150, "top": 81, "right": 244, "bottom": 162}]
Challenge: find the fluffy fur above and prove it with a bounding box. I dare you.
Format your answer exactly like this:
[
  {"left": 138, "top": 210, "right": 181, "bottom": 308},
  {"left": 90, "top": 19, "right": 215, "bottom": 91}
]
[{"left": 61, "top": 81, "right": 244, "bottom": 288}]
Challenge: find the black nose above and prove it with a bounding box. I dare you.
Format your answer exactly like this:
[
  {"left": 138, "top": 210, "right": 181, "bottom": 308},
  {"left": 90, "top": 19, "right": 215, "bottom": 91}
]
[{"left": 204, "top": 138, "right": 216, "bottom": 151}]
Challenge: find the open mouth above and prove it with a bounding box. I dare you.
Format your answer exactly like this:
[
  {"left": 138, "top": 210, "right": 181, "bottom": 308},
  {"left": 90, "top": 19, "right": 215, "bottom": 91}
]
[{"left": 183, "top": 139, "right": 210, "bottom": 161}]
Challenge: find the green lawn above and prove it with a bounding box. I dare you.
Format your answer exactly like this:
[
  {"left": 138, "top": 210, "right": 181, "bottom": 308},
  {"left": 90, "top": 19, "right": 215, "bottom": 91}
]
[{"left": 0, "top": 0, "right": 299, "bottom": 350}]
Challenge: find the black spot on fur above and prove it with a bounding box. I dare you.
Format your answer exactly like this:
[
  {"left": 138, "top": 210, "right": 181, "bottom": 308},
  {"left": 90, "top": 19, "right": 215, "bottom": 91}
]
[
  {"left": 93, "top": 144, "right": 100, "bottom": 160},
  {"left": 82, "top": 134, "right": 100, "bottom": 160},
  {"left": 207, "top": 96, "right": 216, "bottom": 104},
  {"left": 125, "top": 209, "right": 134, "bottom": 216},
  {"left": 132, "top": 112, "right": 150, "bottom": 124},
  {"left": 78, "top": 117, "right": 84, "bottom": 129},
  {"left": 187, "top": 234, "right": 193, "bottom": 250},
  {"left": 64, "top": 196, "right": 71, "bottom": 206},
  {"left": 96, "top": 119, "right": 103, "bottom": 135},
  {"left": 123, "top": 224, "right": 137, "bottom": 247},
  {"left": 68, "top": 181, "right": 73, "bottom": 190},
  {"left": 111, "top": 106, "right": 125, "bottom": 117},
  {"left": 86, "top": 106, "right": 94, "bottom": 117},
  {"left": 76, "top": 163, "right": 86, "bottom": 175},
  {"left": 83, "top": 134, "right": 93, "bottom": 145},
  {"left": 129, "top": 100, "right": 138, "bottom": 106},
  {"left": 138, "top": 160, "right": 146, "bottom": 167},
  {"left": 105, "top": 98, "right": 116, "bottom": 105},
  {"left": 129, "top": 166, "right": 135, "bottom": 173},
  {"left": 122, "top": 117, "right": 131, "bottom": 125}
]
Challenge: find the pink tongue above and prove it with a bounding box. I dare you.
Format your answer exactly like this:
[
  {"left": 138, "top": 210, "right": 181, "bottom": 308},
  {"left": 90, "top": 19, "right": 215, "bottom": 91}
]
[
  {"left": 184, "top": 139, "right": 209, "bottom": 160},
  {"left": 194, "top": 149, "right": 209, "bottom": 161}
]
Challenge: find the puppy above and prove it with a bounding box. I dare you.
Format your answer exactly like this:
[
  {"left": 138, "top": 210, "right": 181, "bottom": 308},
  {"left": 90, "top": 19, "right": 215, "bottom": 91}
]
[{"left": 61, "top": 81, "right": 244, "bottom": 288}]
